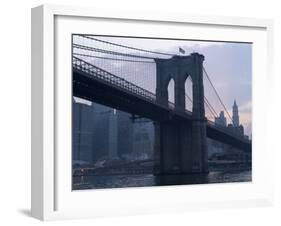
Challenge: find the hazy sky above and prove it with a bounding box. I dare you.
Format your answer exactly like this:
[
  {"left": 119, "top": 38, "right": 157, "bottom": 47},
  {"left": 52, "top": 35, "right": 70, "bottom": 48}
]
[{"left": 73, "top": 35, "right": 252, "bottom": 135}]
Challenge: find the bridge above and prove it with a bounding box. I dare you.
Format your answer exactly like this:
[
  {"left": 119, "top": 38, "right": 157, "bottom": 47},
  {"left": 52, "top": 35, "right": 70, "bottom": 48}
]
[{"left": 72, "top": 35, "right": 251, "bottom": 174}]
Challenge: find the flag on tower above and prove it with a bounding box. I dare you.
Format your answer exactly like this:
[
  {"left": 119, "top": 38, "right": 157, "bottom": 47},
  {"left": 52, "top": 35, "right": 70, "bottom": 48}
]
[{"left": 179, "top": 47, "right": 185, "bottom": 54}]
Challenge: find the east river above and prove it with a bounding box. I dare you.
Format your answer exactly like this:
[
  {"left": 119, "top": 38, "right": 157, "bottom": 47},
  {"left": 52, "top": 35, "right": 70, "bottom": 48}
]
[{"left": 72, "top": 169, "right": 251, "bottom": 190}]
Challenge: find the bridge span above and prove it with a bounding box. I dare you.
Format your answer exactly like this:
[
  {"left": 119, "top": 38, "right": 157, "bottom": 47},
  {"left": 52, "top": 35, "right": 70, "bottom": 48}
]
[
  {"left": 72, "top": 52, "right": 251, "bottom": 174},
  {"left": 73, "top": 57, "right": 251, "bottom": 150}
]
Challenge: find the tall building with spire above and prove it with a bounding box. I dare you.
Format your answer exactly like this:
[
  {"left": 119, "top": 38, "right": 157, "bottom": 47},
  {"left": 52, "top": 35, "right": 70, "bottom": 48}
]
[
  {"left": 226, "top": 99, "right": 244, "bottom": 137},
  {"left": 232, "top": 100, "right": 239, "bottom": 127}
]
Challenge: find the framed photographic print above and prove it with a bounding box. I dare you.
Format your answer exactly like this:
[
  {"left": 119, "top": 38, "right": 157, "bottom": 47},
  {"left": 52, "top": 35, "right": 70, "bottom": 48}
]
[{"left": 31, "top": 4, "right": 274, "bottom": 221}]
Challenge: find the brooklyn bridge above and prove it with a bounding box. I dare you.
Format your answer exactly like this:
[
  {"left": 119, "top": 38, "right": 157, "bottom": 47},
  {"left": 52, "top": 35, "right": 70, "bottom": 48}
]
[{"left": 72, "top": 35, "right": 251, "bottom": 176}]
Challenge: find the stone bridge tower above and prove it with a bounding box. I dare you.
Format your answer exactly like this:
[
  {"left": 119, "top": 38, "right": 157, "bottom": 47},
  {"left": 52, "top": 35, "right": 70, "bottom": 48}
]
[{"left": 154, "top": 53, "right": 208, "bottom": 174}]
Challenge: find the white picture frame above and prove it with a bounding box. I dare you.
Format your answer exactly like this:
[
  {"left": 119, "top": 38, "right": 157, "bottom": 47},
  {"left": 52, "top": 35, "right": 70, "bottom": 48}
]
[{"left": 31, "top": 4, "right": 274, "bottom": 221}]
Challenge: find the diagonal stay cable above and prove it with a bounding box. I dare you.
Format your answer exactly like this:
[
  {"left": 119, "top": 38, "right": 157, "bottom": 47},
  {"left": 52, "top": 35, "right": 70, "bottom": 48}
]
[
  {"left": 186, "top": 76, "right": 218, "bottom": 119},
  {"left": 185, "top": 94, "right": 193, "bottom": 103},
  {"left": 203, "top": 66, "right": 233, "bottom": 124},
  {"left": 185, "top": 93, "right": 217, "bottom": 119},
  {"left": 204, "top": 96, "right": 218, "bottom": 118}
]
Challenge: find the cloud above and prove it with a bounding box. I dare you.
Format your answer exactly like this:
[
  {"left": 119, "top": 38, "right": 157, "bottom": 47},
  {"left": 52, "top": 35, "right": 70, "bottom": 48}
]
[{"left": 239, "top": 101, "right": 252, "bottom": 113}]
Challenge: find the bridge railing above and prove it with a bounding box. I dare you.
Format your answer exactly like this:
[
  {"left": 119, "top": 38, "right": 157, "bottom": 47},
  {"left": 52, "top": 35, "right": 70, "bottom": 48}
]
[{"left": 73, "top": 57, "right": 157, "bottom": 101}]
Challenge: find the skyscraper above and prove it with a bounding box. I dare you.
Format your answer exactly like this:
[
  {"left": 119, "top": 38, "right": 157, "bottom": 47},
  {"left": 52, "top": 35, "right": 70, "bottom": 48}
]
[
  {"left": 72, "top": 98, "right": 96, "bottom": 163},
  {"left": 215, "top": 111, "right": 227, "bottom": 127},
  {"left": 232, "top": 100, "right": 239, "bottom": 127}
]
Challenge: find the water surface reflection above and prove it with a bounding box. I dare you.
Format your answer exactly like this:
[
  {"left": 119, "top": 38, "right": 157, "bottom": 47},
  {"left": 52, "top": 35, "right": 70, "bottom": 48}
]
[{"left": 73, "top": 170, "right": 251, "bottom": 190}]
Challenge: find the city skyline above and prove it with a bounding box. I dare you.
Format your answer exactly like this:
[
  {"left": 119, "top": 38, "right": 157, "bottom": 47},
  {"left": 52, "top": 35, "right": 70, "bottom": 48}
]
[{"left": 73, "top": 36, "right": 252, "bottom": 135}]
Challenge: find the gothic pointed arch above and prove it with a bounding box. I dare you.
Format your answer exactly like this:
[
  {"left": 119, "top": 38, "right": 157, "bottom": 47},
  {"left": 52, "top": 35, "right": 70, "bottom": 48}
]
[
  {"left": 184, "top": 73, "right": 193, "bottom": 112},
  {"left": 167, "top": 77, "right": 175, "bottom": 104}
]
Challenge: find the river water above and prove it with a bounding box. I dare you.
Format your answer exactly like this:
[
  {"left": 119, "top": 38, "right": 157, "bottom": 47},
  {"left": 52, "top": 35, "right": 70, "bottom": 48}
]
[{"left": 72, "top": 170, "right": 251, "bottom": 190}]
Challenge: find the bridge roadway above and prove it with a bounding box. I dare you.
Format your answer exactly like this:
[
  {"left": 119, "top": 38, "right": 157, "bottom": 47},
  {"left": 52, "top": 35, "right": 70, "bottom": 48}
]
[{"left": 72, "top": 57, "right": 251, "bottom": 152}]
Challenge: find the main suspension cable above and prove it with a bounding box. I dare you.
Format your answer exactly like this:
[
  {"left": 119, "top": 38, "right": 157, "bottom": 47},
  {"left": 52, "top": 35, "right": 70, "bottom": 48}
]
[
  {"left": 73, "top": 43, "right": 164, "bottom": 60},
  {"left": 77, "top": 34, "right": 176, "bottom": 57}
]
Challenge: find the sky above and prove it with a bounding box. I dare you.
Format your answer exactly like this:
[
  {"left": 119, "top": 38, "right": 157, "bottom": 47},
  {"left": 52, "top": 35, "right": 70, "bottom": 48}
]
[{"left": 73, "top": 35, "right": 252, "bottom": 136}]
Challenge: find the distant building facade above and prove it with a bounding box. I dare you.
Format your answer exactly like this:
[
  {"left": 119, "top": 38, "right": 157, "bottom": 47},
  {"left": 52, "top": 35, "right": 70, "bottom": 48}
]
[
  {"left": 72, "top": 98, "right": 154, "bottom": 164},
  {"left": 132, "top": 119, "right": 154, "bottom": 159},
  {"left": 215, "top": 111, "right": 227, "bottom": 127},
  {"left": 208, "top": 99, "right": 250, "bottom": 160},
  {"left": 72, "top": 98, "right": 96, "bottom": 163},
  {"left": 73, "top": 98, "right": 250, "bottom": 164},
  {"left": 91, "top": 103, "right": 118, "bottom": 161},
  {"left": 116, "top": 111, "right": 133, "bottom": 158}
]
